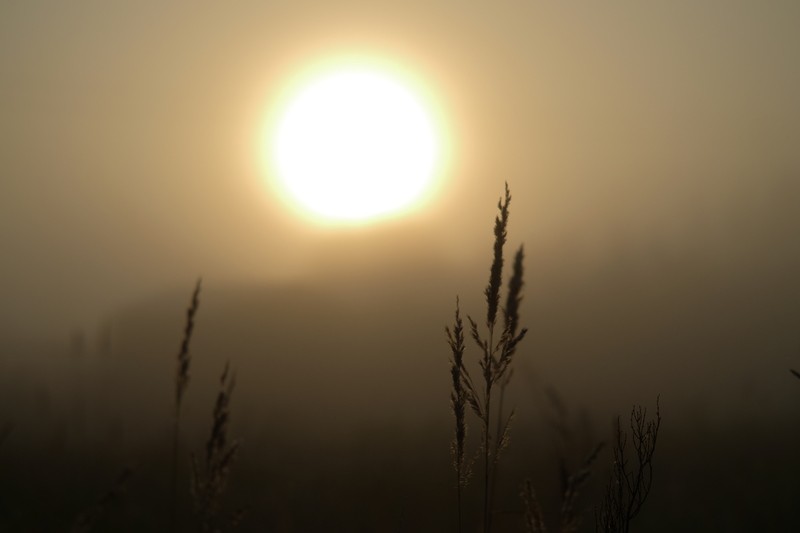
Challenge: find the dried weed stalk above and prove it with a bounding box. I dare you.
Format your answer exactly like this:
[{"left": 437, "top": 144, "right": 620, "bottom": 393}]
[
  {"left": 176, "top": 278, "right": 202, "bottom": 412},
  {"left": 191, "top": 361, "right": 240, "bottom": 532},
  {"left": 172, "top": 278, "right": 202, "bottom": 528},
  {"left": 449, "top": 183, "right": 528, "bottom": 533},
  {"left": 447, "top": 298, "right": 470, "bottom": 531},
  {"left": 595, "top": 398, "right": 662, "bottom": 533}
]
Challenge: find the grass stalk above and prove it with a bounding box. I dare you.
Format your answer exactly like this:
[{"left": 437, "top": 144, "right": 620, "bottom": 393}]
[
  {"left": 455, "top": 183, "right": 528, "bottom": 533},
  {"left": 489, "top": 245, "right": 525, "bottom": 521},
  {"left": 447, "top": 298, "right": 468, "bottom": 532},
  {"left": 191, "top": 361, "right": 239, "bottom": 532},
  {"left": 172, "top": 278, "right": 202, "bottom": 530},
  {"left": 481, "top": 184, "right": 511, "bottom": 533}
]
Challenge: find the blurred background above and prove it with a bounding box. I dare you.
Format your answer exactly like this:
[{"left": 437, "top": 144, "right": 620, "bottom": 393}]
[{"left": 1, "top": 1, "right": 799, "bottom": 531}]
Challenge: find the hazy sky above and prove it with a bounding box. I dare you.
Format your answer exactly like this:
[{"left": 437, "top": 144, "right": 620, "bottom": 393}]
[{"left": 2, "top": 1, "right": 799, "bottom": 336}]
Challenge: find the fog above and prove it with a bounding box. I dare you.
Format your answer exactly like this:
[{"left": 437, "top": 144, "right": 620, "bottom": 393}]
[{"left": 1, "top": 1, "right": 799, "bottom": 531}]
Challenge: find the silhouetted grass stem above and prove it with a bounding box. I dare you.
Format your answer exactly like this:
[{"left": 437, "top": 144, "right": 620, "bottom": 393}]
[
  {"left": 171, "top": 278, "right": 202, "bottom": 531},
  {"left": 455, "top": 183, "right": 527, "bottom": 533}
]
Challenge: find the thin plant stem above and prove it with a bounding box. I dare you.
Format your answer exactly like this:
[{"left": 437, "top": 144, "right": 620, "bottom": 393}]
[
  {"left": 171, "top": 278, "right": 201, "bottom": 531},
  {"left": 489, "top": 376, "right": 508, "bottom": 524},
  {"left": 447, "top": 298, "right": 467, "bottom": 532},
  {"left": 456, "top": 184, "right": 526, "bottom": 533}
]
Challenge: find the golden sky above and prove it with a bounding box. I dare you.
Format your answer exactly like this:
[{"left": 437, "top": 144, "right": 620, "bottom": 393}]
[
  {"left": 1, "top": 1, "right": 799, "bottom": 336},
  {"left": 4, "top": 9, "right": 800, "bottom": 533}
]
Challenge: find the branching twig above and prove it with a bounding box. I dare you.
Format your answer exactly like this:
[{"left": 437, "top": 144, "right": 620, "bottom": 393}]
[{"left": 596, "top": 398, "right": 661, "bottom": 533}]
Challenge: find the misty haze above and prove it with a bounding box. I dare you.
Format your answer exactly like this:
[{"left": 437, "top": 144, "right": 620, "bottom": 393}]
[{"left": 1, "top": 2, "right": 799, "bottom": 532}]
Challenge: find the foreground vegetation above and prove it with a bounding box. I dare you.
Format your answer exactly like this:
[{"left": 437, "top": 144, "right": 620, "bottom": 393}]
[
  {"left": 447, "top": 185, "right": 661, "bottom": 533},
  {"left": 3, "top": 186, "right": 800, "bottom": 531}
]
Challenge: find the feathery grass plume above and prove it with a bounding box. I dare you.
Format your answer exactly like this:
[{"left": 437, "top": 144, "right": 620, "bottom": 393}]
[
  {"left": 70, "top": 467, "right": 132, "bottom": 533},
  {"left": 191, "top": 361, "right": 241, "bottom": 532},
  {"left": 504, "top": 246, "right": 525, "bottom": 339},
  {"left": 172, "top": 278, "right": 202, "bottom": 529},
  {"left": 455, "top": 183, "right": 528, "bottom": 533},
  {"left": 485, "top": 183, "right": 511, "bottom": 333},
  {"left": 447, "top": 298, "right": 469, "bottom": 531},
  {"left": 176, "top": 278, "right": 202, "bottom": 410},
  {"left": 596, "top": 398, "right": 661, "bottom": 533},
  {"left": 490, "top": 245, "right": 525, "bottom": 516}
]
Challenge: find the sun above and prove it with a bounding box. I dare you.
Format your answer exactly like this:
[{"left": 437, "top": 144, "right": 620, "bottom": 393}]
[{"left": 269, "top": 66, "right": 442, "bottom": 223}]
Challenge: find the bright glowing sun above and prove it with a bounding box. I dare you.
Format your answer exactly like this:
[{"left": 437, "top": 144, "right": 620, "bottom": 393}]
[{"left": 270, "top": 68, "right": 441, "bottom": 223}]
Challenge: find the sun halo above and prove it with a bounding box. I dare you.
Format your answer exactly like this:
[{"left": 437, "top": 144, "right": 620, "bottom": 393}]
[{"left": 266, "top": 65, "right": 444, "bottom": 224}]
